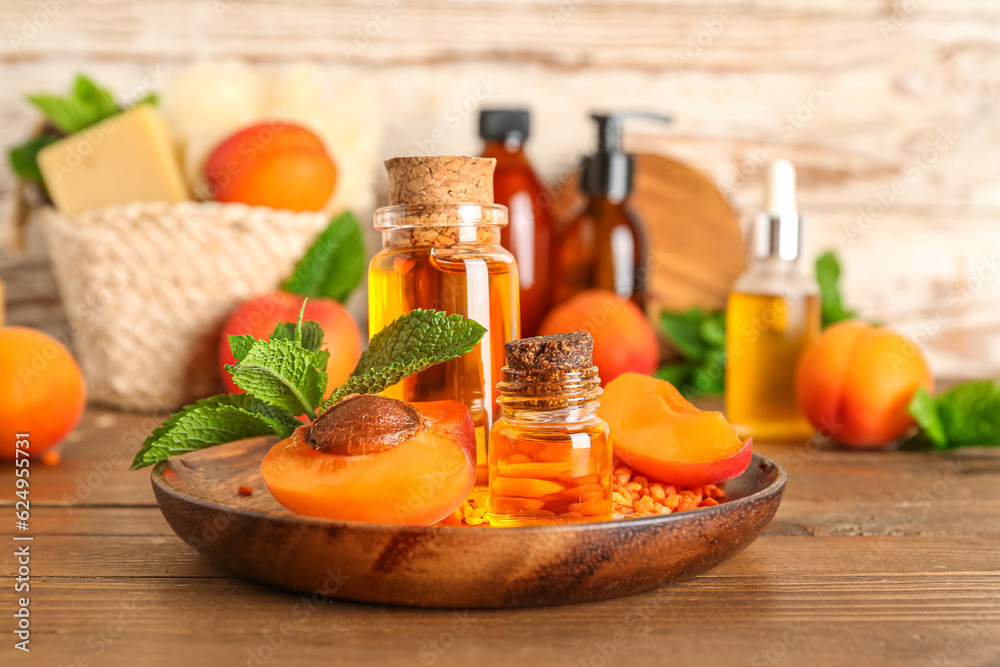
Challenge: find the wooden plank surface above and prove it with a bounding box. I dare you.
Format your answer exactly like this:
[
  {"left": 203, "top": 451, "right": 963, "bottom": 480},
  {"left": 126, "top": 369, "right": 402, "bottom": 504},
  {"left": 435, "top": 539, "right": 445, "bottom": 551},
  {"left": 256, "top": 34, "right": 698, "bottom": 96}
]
[{"left": 2, "top": 406, "right": 999, "bottom": 665}]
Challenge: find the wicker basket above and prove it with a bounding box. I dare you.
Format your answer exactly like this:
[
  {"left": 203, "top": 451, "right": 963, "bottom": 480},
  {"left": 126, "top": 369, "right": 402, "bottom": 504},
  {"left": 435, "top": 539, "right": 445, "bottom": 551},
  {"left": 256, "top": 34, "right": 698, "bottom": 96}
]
[{"left": 40, "top": 201, "right": 330, "bottom": 412}]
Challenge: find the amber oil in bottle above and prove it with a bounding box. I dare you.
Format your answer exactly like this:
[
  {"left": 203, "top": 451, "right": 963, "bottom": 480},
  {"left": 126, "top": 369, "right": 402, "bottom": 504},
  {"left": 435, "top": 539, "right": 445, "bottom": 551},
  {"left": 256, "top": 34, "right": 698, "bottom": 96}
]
[
  {"left": 369, "top": 157, "right": 519, "bottom": 485},
  {"left": 488, "top": 332, "right": 612, "bottom": 526},
  {"left": 725, "top": 159, "right": 820, "bottom": 441}
]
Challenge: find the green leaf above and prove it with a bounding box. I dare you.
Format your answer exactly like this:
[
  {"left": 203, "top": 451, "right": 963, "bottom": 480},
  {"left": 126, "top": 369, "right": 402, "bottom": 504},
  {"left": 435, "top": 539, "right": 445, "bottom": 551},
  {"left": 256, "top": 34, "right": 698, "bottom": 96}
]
[
  {"left": 8, "top": 135, "right": 60, "bottom": 183},
  {"left": 27, "top": 74, "right": 120, "bottom": 134},
  {"left": 283, "top": 211, "right": 365, "bottom": 303},
  {"left": 660, "top": 308, "right": 708, "bottom": 361},
  {"left": 269, "top": 319, "right": 325, "bottom": 354},
  {"left": 227, "top": 335, "right": 257, "bottom": 363},
  {"left": 907, "top": 387, "right": 947, "bottom": 449},
  {"left": 225, "top": 338, "right": 327, "bottom": 419},
  {"left": 816, "top": 251, "right": 857, "bottom": 328},
  {"left": 689, "top": 348, "right": 726, "bottom": 397},
  {"left": 323, "top": 310, "right": 486, "bottom": 408},
  {"left": 654, "top": 362, "right": 695, "bottom": 388},
  {"left": 936, "top": 381, "right": 1000, "bottom": 448},
  {"left": 699, "top": 311, "right": 726, "bottom": 348},
  {"left": 129, "top": 394, "right": 300, "bottom": 469}
]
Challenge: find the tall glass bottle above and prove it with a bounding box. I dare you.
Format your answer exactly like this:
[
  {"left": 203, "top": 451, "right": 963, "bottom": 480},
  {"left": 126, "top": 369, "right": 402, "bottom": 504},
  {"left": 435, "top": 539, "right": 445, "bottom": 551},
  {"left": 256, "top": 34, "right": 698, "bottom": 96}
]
[
  {"left": 480, "top": 109, "right": 554, "bottom": 337},
  {"left": 551, "top": 112, "right": 671, "bottom": 310},
  {"left": 369, "top": 156, "right": 520, "bottom": 484},
  {"left": 725, "top": 159, "right": 820, "bottom": 441}
]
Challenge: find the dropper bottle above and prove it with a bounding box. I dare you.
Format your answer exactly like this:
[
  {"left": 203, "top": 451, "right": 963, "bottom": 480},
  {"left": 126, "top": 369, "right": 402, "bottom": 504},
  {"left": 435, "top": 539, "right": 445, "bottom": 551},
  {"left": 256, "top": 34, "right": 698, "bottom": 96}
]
[
  {"left": 724, "top": 159, "right": 820, "bottom": 442},
  {"left": 551, "top": 111, "right": 671, "bottom": 310}
]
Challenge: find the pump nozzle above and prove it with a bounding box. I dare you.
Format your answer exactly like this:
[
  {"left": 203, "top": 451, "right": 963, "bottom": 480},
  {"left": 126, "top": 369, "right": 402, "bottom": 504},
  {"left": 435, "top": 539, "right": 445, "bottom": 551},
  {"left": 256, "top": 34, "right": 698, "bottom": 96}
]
[{"left": 581, "top": 111, "right": 672, "bottom": 202}]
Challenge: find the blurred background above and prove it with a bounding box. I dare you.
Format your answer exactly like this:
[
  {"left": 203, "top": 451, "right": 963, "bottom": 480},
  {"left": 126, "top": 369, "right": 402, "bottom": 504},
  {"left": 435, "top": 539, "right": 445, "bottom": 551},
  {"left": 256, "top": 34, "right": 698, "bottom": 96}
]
[{"left": 1, "top": 0, "right": 998, "bottom": 378}]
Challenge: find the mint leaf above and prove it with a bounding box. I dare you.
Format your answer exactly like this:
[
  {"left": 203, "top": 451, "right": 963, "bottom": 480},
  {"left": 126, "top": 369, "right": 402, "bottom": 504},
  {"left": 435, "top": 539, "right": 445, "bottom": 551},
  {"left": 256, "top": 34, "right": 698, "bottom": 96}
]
[
  {"left": 937, "top": 381, "right": 1000, "bottom": 447},
  {"left": 655, "top": 362, "right": 695, "bottom": 388},
  {"left": 8, "top": 135, "right": 60, "bottom": 183},
  {"left": 323, "top": 310, "right": 486, "bottom": 407},
  {"left": 699, "top": 311, "right": 726, "bottom": 348},
  {"left": 130, "top": 394, "right": 300, "bottom": 469},
  {"left": 690, "top": 348, "right": 726, "bottom": 397},
  {"left": 816, "top": 251, "right": 857, "bottom": 328},
  {"left": 660, "top": 308, "right": 707, "bottom": 361},
  {"left": 907, "top": 387, "right": 946, "bottom": 448},
  {"left": 283, "top": 211, "right": 365, "bottom": 303},
  {"left": 228, "top": 335, "right": 257, "bottom": 363},
  {"left": 226, "top": 338, "right": 327, "bottom": 419},
  {"left": 269, "top": 319, "right": 325, "bottom": 353},
  {"left": 28, "top": 74, "right": 120, "bottom": 134}
]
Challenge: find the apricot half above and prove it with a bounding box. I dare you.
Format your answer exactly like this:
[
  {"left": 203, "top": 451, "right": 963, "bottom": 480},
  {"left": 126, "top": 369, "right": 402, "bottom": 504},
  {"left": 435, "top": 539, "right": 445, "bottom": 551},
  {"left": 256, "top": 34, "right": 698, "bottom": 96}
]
[
  {"left": 261, "top": 395, "right": 476, "bottom": 525},
  {"left": 598, "top": 373, "right": 752, "bottom": 487}
]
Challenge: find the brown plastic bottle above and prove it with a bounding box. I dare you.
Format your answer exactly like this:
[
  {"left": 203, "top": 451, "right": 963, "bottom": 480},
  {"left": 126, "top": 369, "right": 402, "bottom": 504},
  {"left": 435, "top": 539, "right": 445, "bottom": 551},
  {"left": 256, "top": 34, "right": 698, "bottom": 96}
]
[
  {"left": 480, "top": 109, "right": 554, "bottom": 337},
  {"left": 551, "top": 112, "right": 671, "bottom": 311}
]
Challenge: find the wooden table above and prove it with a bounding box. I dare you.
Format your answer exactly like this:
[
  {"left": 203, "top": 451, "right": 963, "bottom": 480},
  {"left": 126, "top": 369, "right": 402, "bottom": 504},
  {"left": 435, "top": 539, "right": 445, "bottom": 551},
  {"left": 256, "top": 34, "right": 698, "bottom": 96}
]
[{"left": 3, "top": 406, "right": 999, "bottom": 666}]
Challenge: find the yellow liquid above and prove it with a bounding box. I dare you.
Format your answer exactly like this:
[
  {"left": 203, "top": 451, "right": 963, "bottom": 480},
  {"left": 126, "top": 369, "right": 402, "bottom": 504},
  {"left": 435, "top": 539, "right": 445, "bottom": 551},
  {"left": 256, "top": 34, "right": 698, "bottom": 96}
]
[
  {"left": 488, "top": 419, "right": 612, "bottom": 526},
  {"left": 369, "top": 246, "right": 519, "bottom": 484},
  {"left": 725, "top": 292, "right": 820, "bottom": 441}
]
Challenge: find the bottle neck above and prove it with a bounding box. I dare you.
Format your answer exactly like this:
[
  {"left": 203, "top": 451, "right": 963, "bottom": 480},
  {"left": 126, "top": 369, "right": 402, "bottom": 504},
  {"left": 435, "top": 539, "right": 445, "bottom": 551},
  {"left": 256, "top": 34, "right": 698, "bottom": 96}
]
[
  {"left": 482, "top": 138, "right": 530, "bottom": 164},
  {"left": 496, "top": 367, "right": 603, "bottom": 425}
]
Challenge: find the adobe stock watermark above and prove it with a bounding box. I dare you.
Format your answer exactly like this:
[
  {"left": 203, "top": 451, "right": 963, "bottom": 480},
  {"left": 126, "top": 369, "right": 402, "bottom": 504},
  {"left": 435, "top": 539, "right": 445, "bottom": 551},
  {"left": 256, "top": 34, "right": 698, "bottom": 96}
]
[
  {"left": 673, "top": 0, "right": 752, "bottom": 70},
  {"left": 719, "top": 85, "right": 833, "bottom": 199},
  {"left": 413, "top": 75, "right": 501, "bottom": 156},
  {"left": 7, "top": 0, "right": 70, "bottom": 51},
  {"left": 341, "top": 0, "right": 404, "bottom": 62},
  {"left": 407, "top": 611, "right": 477, "bottom": 666},
  {"left": 846, "top": 127, "right": 958, "bottom": 243},
  {"left": 546, "top": 0, "right": 584, "bottom": 30},
  {"left": 879, "top": 0, "right": 924, "bottom": 37}
]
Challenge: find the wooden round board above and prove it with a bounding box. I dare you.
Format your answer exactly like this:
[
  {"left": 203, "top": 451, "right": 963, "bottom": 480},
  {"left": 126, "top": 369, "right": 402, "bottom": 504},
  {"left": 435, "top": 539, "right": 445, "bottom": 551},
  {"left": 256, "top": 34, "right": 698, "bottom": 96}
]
[{"left": 152, "top": 441, "right": 784, "bottom": 608}]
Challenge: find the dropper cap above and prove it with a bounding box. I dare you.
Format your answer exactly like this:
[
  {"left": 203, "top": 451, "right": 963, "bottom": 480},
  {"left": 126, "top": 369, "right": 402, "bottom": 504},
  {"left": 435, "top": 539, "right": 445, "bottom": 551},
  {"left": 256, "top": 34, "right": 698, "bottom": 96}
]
[{"left": 752, "top": 158, "right": 801, "bottom": 261}]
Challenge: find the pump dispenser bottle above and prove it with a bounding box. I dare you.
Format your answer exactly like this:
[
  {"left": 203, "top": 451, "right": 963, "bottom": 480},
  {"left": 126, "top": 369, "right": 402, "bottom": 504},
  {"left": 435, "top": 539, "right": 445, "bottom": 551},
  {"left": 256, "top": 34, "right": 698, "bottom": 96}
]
[
  {"left": 725, "top": 159, "right": 820, "bottom": 441},
  {"left": 551, "top": 111, "right": 671, "bottom": 310}
]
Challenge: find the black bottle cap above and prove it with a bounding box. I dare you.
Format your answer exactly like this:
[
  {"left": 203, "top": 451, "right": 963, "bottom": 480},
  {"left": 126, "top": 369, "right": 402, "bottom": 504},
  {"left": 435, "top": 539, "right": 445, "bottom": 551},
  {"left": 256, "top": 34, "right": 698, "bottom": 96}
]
[
  {"left": 479, "top": 109, "right": 530, "bottom": 142},
  {"left": 580, "top": 111, "right": 672, "bottom": 201}
]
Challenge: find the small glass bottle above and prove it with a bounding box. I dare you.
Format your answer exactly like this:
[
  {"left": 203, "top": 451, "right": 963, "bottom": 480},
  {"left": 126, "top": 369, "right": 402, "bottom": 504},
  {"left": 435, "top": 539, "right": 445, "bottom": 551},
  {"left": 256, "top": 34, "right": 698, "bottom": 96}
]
[
  {"left": 489, "top": 332, "right": 612, "bottom": 526},
  {"left": 369, "top": 156, "right": 520, "bottom": 485},
  {"left": 725, "top": 159, "right": 820, "bottom": 441},
  {"left": 480, "top": 109, "right": 554, "bottom": 337}
]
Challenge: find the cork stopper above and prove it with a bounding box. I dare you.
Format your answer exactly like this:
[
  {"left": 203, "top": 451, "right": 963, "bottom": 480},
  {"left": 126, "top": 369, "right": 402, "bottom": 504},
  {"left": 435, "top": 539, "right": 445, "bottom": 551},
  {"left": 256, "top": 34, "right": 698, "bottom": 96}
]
[
  {"left": 385, "top": 156, "right": 496, "bottom": 206},
  {"left": 505, "top": 332, "right": 594, "bottom": 371}
]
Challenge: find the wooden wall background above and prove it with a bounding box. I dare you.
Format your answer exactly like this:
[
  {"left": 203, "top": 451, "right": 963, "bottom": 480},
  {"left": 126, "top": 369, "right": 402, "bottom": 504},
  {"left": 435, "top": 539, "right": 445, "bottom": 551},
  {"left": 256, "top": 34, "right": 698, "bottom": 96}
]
[{"left": 1, "top": 0, "right": 998, "bottom": 378}]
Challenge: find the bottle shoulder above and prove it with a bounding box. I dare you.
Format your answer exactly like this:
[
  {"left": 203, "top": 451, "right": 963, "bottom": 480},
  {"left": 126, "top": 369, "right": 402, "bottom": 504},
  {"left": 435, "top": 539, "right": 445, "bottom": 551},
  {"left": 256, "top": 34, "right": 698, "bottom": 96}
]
[{"left": 731, "top": 262, "right": 819, "bottom": 297}]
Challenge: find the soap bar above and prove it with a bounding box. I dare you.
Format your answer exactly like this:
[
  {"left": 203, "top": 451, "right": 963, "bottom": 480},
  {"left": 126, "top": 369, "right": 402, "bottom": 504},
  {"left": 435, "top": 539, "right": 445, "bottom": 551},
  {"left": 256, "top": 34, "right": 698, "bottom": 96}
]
[{"left": 37, "top": 105, "right": 189, "bottom": 217}]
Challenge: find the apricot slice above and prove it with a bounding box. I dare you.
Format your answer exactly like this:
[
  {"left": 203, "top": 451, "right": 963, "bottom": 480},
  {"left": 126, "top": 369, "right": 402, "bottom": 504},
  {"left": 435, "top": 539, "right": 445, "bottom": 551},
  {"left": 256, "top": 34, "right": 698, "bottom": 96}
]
[
  {"left": 261, "top": 395, "right": 476, "bottom": 525},
  {"left": 598, "top": 373, "right": 752, "bottom": 487}
]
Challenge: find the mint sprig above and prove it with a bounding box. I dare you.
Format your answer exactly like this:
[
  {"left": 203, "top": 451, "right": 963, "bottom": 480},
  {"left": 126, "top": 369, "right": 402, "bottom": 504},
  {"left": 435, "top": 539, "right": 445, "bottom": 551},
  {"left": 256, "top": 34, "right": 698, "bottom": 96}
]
[
  {"left": 130, "top": 394, "right": 302, "bottom": 469},
  {"left": 324, "top": 310, "right": 487, "bottom": 407},
  {"left": 130, "top": 307, "right": 487, "bottom": 469},
  {"left": 9, "top": 73, "right": 158, "bottom": 185},
  {"left": 282, "top": 211, "right": 365, "bottom": 303},
  {"left": 907, "top": 381, "right": 1000, "bottom": 450}
]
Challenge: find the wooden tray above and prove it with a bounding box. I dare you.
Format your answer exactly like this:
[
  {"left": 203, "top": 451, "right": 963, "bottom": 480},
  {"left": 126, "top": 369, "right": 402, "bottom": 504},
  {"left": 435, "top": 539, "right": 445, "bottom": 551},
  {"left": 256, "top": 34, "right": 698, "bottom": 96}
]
[{"left": 152, "top": 439, "right": 785, "bottom": 608}]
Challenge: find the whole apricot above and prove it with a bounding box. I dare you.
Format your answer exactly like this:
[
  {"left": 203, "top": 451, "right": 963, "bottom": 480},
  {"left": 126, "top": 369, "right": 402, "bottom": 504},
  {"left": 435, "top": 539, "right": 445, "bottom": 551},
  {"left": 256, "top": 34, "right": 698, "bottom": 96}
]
[
  {"left": 219, "top": 291, "right": 361, "bottom": 395},
  {"left": 538, "top": 290, "right": 658, "bottom": 385},
  {"left": 205, "top": 122, "right": 337, "bottom": 211},
  {"left": 795, "top": 320, "right": 933, "bottom": 447},
  {"left": 0, "top": 327, "right": 86, "bottom": 459}
]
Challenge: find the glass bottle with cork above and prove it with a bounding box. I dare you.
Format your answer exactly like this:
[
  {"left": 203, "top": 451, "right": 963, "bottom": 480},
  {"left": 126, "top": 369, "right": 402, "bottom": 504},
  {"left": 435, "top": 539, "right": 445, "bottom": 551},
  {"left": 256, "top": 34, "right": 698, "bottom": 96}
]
[
  {"left": 489, "top": 332, "right": 612, "bottom": 526},
  {"left": 479, "top": 108, "right": 554, "bottom": 337},
  {"left": 369, "top": 156, "right": 520, "bottom": 485},
  {"left": 725, "top": 159, "right": 820, "bottom": 441},
  {"left": 551, "top": 111, "right": 671, "bottom": 310}
]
